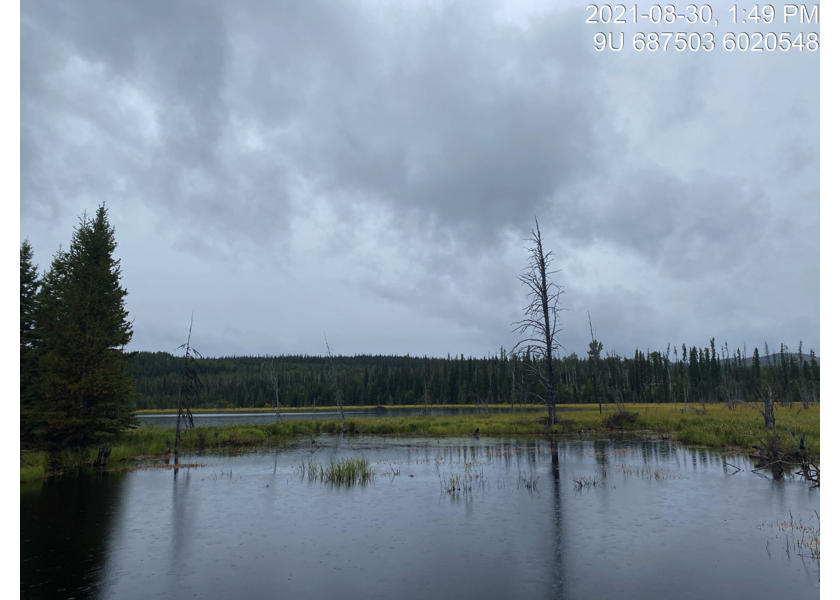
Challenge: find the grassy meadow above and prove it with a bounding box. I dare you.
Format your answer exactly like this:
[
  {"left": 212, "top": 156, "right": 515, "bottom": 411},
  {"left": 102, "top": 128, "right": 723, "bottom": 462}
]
[{"left": 21, "top": 403, "right": 819, "bottom": 482}]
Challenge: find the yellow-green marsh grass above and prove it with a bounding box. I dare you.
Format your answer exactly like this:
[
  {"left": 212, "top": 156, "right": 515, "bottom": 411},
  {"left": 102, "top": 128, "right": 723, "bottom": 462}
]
[
  {"left": 628, "top": 403, "right": 820, "bottom": 461},
  {"left": 135, "top": 404, "right": 546, "bottom": 415},
  {"left": 20, "top": 451, "right": 49, "bottom": 483},
  {"left": 21, "top": 403, "right": 818, "bottom": 482}
]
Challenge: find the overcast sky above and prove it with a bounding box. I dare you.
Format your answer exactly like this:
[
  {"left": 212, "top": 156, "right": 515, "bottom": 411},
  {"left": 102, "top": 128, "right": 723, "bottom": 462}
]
[{"left": 19, "top": 0, "right": 820, "bottom": 360}]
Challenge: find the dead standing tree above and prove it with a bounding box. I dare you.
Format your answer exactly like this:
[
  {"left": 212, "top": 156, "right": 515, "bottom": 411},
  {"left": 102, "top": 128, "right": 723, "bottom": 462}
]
[
  {"left": 419, "top": 357, "right": 433, "bottom": 417},
  {"left": 726, "top": 386, "right": 776, "bottom": 432},
  {"left": 512, "top": 217, "right": 565, "bottom": 425},
  {"left": 268, "top": 358, "right": 282, "bottom": 422},
  {"left": 724, "top": 387, "right": 816, "bottom": 482},
  {"left": 587, "top": 312, "right": 604, "bottom": 414},
  {"left": 174, "top": 316, "right": 204, "bottom": 459},
  {"left": 324, "top": 334, "right": 346, "bottom": 421}
]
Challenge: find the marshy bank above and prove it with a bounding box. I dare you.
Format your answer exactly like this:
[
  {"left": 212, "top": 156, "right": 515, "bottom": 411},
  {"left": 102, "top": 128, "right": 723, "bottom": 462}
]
[{"left": 20, "top": 403, "right": 819, "bottom": 482}]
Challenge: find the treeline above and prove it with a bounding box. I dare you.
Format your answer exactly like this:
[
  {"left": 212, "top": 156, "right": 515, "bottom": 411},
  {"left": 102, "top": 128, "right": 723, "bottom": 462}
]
[{"left": 129, "top": 339, "right": 819, "bottom": 410}]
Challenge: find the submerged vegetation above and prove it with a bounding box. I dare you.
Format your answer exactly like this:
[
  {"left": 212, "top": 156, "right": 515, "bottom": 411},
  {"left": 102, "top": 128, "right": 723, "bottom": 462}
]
[{"left": 759, "top": 511, "right": 820, "bottom": 561}]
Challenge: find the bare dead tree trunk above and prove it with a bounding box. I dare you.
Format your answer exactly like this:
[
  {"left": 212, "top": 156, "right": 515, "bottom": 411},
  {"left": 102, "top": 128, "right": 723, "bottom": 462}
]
[
  {"left": 174, "top": 315, "right": 203, "bottom": 458},
  {"left": 268, "top": 358, "right": 282, "bottom": 422},
  {"left": 799, "top": 381, "right": 811, "bottom": 409},
  {"left": 92, "top": 443, "right": 111, "bottom": 469},
  {"left": 762, "top": 387, "right": 775, "bottom": 431},
  {"left": 588, "top": 312, "right": 603, "bottom": 415},
  {"left": 725, "top": 386, "right": 775, "bottom": 431},
  {"left": 324, "top": 334, "right": 345, "bottom": 421},
  {"left": 420, "top": 358, "right": 432, "bottom": 416},
  {"left": 510, "top": 357, "right": 517, "bottom": 412},
  {"left": 664, "top": 343, "right": 672, "bottom": 408},
  {"left": 512, "top": 217, "right": 564, "bottom": 425}
]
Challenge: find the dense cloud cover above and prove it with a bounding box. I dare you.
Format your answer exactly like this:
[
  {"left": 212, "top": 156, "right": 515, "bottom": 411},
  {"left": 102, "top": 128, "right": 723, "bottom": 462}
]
[{"left": 20, "top": 0, "right": 819, "bottom": 358}]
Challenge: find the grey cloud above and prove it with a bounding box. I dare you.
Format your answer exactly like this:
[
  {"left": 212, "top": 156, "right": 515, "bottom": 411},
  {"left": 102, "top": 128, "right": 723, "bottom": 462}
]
[
  {"left": 604, "top": 169, "right": 769, "bottom": 278},
  {"left": 20, "top": 0, "right": 819, "bottom": 357},
  {"left": 22, "top": 0, "right": 608, "bottom": 255}
]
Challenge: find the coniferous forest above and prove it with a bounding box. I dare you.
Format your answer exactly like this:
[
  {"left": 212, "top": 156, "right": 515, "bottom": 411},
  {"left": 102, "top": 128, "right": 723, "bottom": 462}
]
[{"left": 127, "top": 342, "right": 819, "bottom": 411}]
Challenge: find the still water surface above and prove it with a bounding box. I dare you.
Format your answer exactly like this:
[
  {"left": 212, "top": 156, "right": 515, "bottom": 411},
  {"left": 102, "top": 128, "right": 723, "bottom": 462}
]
[
  {"left": 21, "top": 436, "right": 819, "bottom": 599},
  {"left": 137, "top": 406, "right": 548, "bottom": 427}
]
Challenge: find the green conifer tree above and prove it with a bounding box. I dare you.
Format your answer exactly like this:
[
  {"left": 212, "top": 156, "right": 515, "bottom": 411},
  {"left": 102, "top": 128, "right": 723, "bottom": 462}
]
[
  {"left": 751, "top": 348, "right": 762, "bottom": 397},
  {"left": 688, "top": 346, "right": 700, "bottom": 401},
  {"left": 20, "top": 240, "right": 41, "bottom": 439},
  {"left": 32, "top": 205, "right": 136, "bottom": 447}
]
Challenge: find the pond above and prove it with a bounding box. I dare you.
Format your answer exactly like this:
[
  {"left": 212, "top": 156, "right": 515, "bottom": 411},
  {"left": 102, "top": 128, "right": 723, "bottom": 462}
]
[{"left": 21, "top": 436, "right": 819, "bottom": 599}]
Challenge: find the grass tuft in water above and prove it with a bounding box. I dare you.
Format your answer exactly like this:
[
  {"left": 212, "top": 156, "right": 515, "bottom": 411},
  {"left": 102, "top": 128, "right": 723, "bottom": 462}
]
[
  {"left": 301, "top": 456, "right": 375, "bottom": 486},
  {"left": 571, "top": 475, "right": 602, "bottom": 489},
  {"left": 758, "top": 510, "right": 820, "bottom": 561},
  {"left": 518, "top": 470, "right": 539, "bottom": 491},
  {"left": 440, "top": 461, "right": 487, "bottom": 494}
]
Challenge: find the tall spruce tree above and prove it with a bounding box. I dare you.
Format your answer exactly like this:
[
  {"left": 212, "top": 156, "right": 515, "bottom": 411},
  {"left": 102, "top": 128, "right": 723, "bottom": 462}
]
[
  {"left": 751, "top": 348, "right": 762, "bottom": 397},
  {"left": 32, "top": 205, "right": 136, "bottom": 447},
  {"left": 688, "top": 346, "right": 700, "bottom": 401},
  {"left": 20, "top": 240, "right": 40, "bottom": 439}
]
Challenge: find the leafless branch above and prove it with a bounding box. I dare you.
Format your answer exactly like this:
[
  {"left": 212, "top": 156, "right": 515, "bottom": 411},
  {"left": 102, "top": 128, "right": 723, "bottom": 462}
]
[
  {"left": 510, "top": 217, "right": 564, "bottom": 424},
  {"left": 324, "top": 333, "right": 345, "bottom": 421},
  {"left": 174, "top": 314, "right": 205, "bottom": 458}
]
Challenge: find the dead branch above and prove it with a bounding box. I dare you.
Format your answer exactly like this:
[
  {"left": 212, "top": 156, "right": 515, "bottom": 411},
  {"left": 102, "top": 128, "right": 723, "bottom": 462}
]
[
  {"left": 722, "top": 461, "right": 742, "bottom": 474},
  {"left": 268, "top": 358, "right": 282, "bottom": 422},
  {"left": 174, "top": 314, "right": 205, "bottom": 456},
  {"left": 510, "top": 217, "right": 565, "bottom": 425},
  {"left": 324, "top": 334, "right": 345, "bottom": 421}
]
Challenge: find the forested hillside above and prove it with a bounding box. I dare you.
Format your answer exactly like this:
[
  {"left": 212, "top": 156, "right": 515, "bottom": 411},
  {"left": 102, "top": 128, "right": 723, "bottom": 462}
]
[{"left": 129, "top": 342, "right": 819, "bottom": 410}]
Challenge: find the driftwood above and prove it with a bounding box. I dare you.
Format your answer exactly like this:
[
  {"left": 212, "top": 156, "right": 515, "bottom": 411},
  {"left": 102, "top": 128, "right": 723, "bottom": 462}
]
[
  {"left": 722, "top": 461, "right": 742, "bottom": 474},
  {"left": 796, "top": 463, "right": 820, "bottom": 487},
  {"left": 749, "top": 433, "right": 819, "bottom": 486}
]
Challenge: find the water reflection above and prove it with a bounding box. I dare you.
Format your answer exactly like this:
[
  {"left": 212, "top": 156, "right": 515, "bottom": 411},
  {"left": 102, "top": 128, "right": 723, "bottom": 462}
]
[
  {"left": 21, "top": 438, "right": 819, "bottom": 599},
  {"left": 21, "top": 470, "right": 127, "bottom": 598},
  {"left": 550, "top": 440, "right": 567, "bottom": 598}
]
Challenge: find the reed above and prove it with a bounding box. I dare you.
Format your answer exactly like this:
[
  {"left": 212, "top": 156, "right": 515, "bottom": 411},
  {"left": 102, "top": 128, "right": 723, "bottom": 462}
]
[{"left": 300, "top": 456, "right": 375, "bottom": 485}]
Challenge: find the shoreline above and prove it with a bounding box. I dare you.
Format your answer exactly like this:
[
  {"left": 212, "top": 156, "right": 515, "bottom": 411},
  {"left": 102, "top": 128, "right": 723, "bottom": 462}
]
[{"left": 21, "top": 403, "right": 820, "bottom": 483}]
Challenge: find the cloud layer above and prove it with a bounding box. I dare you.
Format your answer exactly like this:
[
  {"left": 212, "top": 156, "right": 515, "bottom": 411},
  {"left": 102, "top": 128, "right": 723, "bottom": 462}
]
[{"left": 21, "top": 1, "right": 820, "bottom": 358}]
